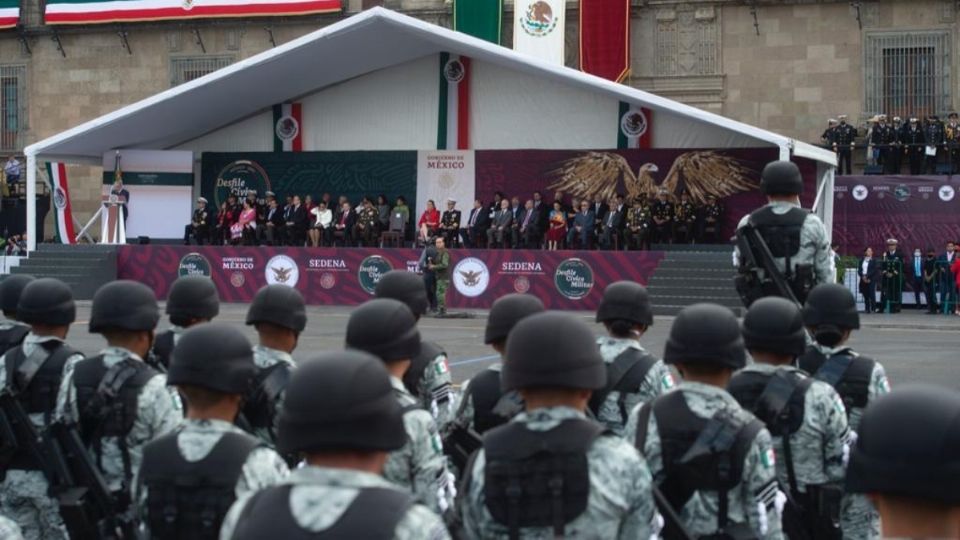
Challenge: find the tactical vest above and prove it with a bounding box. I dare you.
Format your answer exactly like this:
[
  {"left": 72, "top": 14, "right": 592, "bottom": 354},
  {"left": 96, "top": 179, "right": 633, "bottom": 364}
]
[
  {"left": 229, "top": 484, "right": 415, "bottom": 540},
  {"left": 587, "top": 348, "right": 658, "bottom": 426},
  {"left": 73, "top": 355, "right": 158, "bottom": 481},
  {"left": 469, "top": 368, "right": 508, "bottom": 434},
  {"left": 240, "top": 362, "right": 290, "bottom": 435},
  {"left": 149, "top": 330, "right": 176, "bottom": 371},
  {"left": 635, "top": 392, "right": 763, "bottom": 538},
  {"left": 481, "top": 418, "right": 605, "bottom": 539},
  {"left": 798, "top": 348, "right": 874, "bottom": 412},
  {"left": 0, "top": 325, "right": 29, "bottom": 357},
  {"left": 4, "top": 340, "right": 80, "bottom": 470},
  {"left": 140, "top": 430, "right": 261, "bottom": 540},
  {"left": 749, "top": 206, "right": 808, "bottom": 262}
]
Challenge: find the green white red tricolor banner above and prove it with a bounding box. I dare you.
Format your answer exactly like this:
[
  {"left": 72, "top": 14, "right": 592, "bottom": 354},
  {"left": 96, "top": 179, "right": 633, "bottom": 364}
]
[
  {"left": 46, "top": 162, "right": 77, "bottom": 244},
  {"left": 44, "top": 0, "right": 340, "bottom": 25},
  {"left": 0, "top": 0, "right": 17, "bottom": 28},
  {"left": 273, "top": 103, "right": 303, "bottom": 152},
  {"left": 437, "top": 53, "right": 471, "bottom": 150}
]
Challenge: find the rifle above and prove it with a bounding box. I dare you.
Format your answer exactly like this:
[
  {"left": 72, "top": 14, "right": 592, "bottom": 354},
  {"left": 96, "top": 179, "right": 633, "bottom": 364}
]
[
  {"left": 735, "top": 222, "right": 801, "bottom": 307},
  {"left": 652, "top": 483, "right": 695, "bottom": 540},
  {"left": 0, "top": 391, "right": 58, "bottom": 487}
]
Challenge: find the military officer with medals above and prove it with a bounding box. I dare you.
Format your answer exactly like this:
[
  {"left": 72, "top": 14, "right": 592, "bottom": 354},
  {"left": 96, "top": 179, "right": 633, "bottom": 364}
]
[
  {"left": 440, "top": 198, "right": 461, "bottom": 248},
  {"left": 673, "top": 191, "right": 697, "bottom": 244},
  {"left": 623, "top": 194, "right": 652, "bottom": 250},
  {"left": 651, "top": 189, "right": 674, "bottom": 245},
  {"left": 184, "top": 197, "right": 211, "bottom": 245}
]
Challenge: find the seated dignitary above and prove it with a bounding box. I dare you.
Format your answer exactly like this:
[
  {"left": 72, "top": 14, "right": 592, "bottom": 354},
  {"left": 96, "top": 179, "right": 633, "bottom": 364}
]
[
  {"left": 0, "top": 274, "right": 35, "bottom": 355},
  {"left": 592, "top": 281, "right": 674, "bottom": 436},
  {"left": 345, "top": 299, "right": 454, "bottom": 514},
  {"left": 729, "top": 297, "right": 852, "bottom": 540},
  {"left": 845, "top": 385, "right": 960, "bottom": 539},
  {"left": 459, "top": 311, "right": 659, "bottom": 539},
  {"left": 136, "top": 324, "right": 289, "bottom": 539},
  {"left": 625, "top": 303, "right": 783, "bottom": 539},
  {"left": 220, "top": 351, "right": 450, "bottom": 540},
  {"left": 149, "top": 275, "right": 219, "bottom": 371},
  {"left": 443, "top": 293, "right": 544, "bottom": 473}
]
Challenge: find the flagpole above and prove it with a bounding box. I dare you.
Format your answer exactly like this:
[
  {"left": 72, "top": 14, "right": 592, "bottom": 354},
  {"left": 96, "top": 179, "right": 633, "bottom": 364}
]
[{"left": 26, "top": 152, "right": 36, "bottom": 252}]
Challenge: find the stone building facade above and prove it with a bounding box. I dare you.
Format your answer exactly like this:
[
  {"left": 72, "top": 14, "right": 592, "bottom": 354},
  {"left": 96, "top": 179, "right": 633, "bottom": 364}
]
[{"left": 0, "top": 0, "right": 957, "bottom": 224}]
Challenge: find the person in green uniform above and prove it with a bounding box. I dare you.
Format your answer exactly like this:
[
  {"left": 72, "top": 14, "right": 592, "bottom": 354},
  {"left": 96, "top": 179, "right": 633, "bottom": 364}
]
[{"left": 430, "top": 237, "right": 451, "bottom": 316}]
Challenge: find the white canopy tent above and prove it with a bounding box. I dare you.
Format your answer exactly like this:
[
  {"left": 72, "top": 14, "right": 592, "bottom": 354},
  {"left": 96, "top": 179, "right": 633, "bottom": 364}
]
[{"left": 24, "top": 6, "right": 837, "bottom": 251}]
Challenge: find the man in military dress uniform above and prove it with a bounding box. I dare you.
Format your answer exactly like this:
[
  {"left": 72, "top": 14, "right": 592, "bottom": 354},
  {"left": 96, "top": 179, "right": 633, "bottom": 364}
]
[
  {"left": 623, "top": 194, "right": 652, "bottom": 250},
  {"left": 902, "top": 118, "right": 926, "bottom": 175},
  {"left": 871, "top": 115, "right": 897, "bottom": 174},
  {"left": 650, "top": 189, "right": 674, "bottom": 245},
  {"left": 0, "top": 275, "right": 34, "bottom": 355},
  {"left": 135, "top": 324, "right": 289, "bottom": 539},
  {"left": 353, "top": 197, "right": 379, "bottom": 247},
  {"left": 440, "top": 198, "right": 461, "bottom": 248},
  {"left": 673, "top": 191, "right": 697, "bottom": 244},
  {"left": 220, "top": 351, "right": 450, "bottom": 540},
  {"left": 345, "top": 299, "right": 455, "bottom": 515},
  {"left": 459, "top": 311, "right": 660, "bottom": 539},
  {"left": 945, "top": 112, "right": 960, "bottom": 173},
  {"left": 698, "top": 195, "right": 723, "bottom": 243},
  {"left": 833, "top": 115, "right": 857, "bottom": 175},
  {"left": 625, "top": 303, "right": 784, "bottom": 539},
  {"left": 889, "top": 116, "right": 904, "bottom": 173},
  {"left": 730, "top": 297, "right": 852, "bottom": 539},
  {"left": 0, "top": 278, "right": 82, "bottom": 540},
  {"left": 184, "top": 197, "right": 211, "bottom": 245},
  {"left": 149, "top": 275, "right": 219, "bottom": 371},
  {"left": 879, "top": 239, "right": 904, "bottom": 313},
  {"left": 925, "top": 114, "right": 946, "bottom": 174},
  {"left": 821, "top": 119, "right": 837, "bottom": 148}
]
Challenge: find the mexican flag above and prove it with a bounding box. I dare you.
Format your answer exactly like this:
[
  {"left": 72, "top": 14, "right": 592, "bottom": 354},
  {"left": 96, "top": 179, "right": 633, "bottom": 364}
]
[
  {"left": 437, "top": 53, "right": 471, "bottom": 150},
  {"left": 45, "top": 0, "right": 340, "bottom": 25},
  {"left": 617, "top": 101, "right": 653, "bottom": 149},
  {"left": 0, "top": 0, "right": 18, "bottom": 29},
  {"left": 273, "top": 103, "right": 303, "bottom": 152},
  {"left": 454, "top": 0, "right": 502, "bottom": 43},
  {"left": 46, "top": 162, "right": 77, "bottom": 244}
]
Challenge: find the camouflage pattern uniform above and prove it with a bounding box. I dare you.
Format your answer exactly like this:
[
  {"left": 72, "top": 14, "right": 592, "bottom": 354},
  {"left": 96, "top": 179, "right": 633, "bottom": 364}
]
[
  {"left": 54, "top": 346, "right": 183, "bottom": 492},
  {"left": 432, "top": 248, "right": 450, "bottom": 314},
  {"left": 219, "top": 466, "right": 451, "bottom": 540},
  {"left": 135, "top": 418, "right": 289, "bottom": 537},
  {"left": 461, "top": 406, "right": 660, "bottom": 539},
  {"left": 250, "top": 345, "right": 295, "bottom": 448},
  {"left": 448, "top": 363, "right": 520, "bottom": 435},
  {"left": 384, "top": 376, "right": 455, "bottom": 514},
  {"left": 595, "top": 336, "right": 674, "bottom": 436},
  {"left": 0, "top": 514, "right": 23, "bottom": 540},
  {"left": 734, "top": 201, "right": 836, "bottom": 286},
  {"left": 625, "top": 382, "right": 784, "bottom": 539},
  {"left": 417, "top": 350, "right": 455, "bottom": 430},
  {"left": 734, "top": 364, "right": 851, "bottom": 491},
  {"left": 623, "top": 203, "right": 651, "bottom": 249},
  {"left": 810, "top": 343, "right": 890, "bottom": 540},
  {"left": 0, "top": 334, "right": 83, "bottom": 540}
]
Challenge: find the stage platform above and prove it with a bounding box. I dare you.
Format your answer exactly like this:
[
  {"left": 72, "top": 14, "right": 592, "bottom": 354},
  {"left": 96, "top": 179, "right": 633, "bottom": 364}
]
[{"left": 14, "top": 244, "right": 740, "bottom": 315}]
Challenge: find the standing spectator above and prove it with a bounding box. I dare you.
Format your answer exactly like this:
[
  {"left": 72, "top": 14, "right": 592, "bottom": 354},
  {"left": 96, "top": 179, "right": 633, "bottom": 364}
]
[
  {"left": 858, "top": 246, "right": 879, "bottom": 313},
  {"left": 946, "top": 113, "right": 960, "bottom": 174},
  {"left": 880, "top": 238, "right": 904, "bottom": 313},
  {"left": 308, "top": 201, "right": 332, "bottom": 247},
  {"left": 486, "top": 199, "right": 512, "bottom": 248},
  {"left": 376, "top": 194, "right": 391, "bottom": 232},
  {"left": 110, "top": 179, "right": 131, "bottom": 224},
  {"left": 3, "top": 155, "right": 20, "bottom": 184},
  {"left": 417, "top": 200, "right": 440, "bottom": 244},
  {"left": 890, "top": 116, "right": 904, "bottom": 173},
  {"left": 938, "top": 241, "right": 958, "bottom": 313},
  {"left": 215, "top": 201, "right": 229, "bottom": 245},
  {"left": 922, "top": 247, "right": 940, "bottom": 314},
  {"left": 951, "top": 255, "right": 960, "bottom": 316},
  {"left": 532, "top": 190, "right": 549, "bottom": 246},
  {"left": 462, "top": 199, "right": 489, "bottom": 248},
  {"left": 902, "top": 118, "right": 926, "bottom": 175},
  {"left": 820, "top": 118, "right": 837, "bottom": 148},
  {"left": 925, "top": 114, "right": 946, "bottom": 174},
  {"left": 872, "top": 115, "right": 897, "bottom": 174},
  {"left": 545, "top": 201, "right": 567, "bottom": 250},
  {"left": 566, "top": 200, "right": 594, "bottom": 249},
  {"left": 440, "top": 198, "right": 461, "bottom": 248},
  {"left": 419, "top": 238, "right": 438, "bottom": 313},
  {"left": 833, "top": 115, "right": 857, "bottom": 175},
  {"left": 910, "top": 247, "right": 926, "bottom": 311}
]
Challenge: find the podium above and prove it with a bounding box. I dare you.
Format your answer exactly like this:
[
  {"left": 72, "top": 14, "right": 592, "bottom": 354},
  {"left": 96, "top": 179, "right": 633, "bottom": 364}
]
[{"left": 100, "top": 194, "right": 127, "bottom": 244}]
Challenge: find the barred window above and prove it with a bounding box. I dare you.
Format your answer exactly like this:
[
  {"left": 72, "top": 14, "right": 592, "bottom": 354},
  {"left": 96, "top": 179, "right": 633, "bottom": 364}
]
[
  {"left": 170, "top": 56, "right": 235, "bottom": 87},
  {"left": 0, "top": 65, "right": 26, "bottom": 153},
  {"left": 864, "top": 31, "right": 951, "bottom": 119}
]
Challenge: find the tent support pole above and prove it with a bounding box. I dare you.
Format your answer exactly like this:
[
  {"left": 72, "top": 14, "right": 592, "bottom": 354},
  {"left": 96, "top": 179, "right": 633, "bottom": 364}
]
[{"left": 26, "top": 153, "right": 36, "bottom": 252}]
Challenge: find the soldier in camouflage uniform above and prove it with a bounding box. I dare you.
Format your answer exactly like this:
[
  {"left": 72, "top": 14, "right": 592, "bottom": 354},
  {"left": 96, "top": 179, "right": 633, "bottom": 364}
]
[
  {"left": 730, "top": 297, "right": 852, "bottom": 539},
  {"left": 345, "top": 299, "right": 455, "bottom": 515},
  {"left": 429, "top": 237, "right": 451, "bottom": 317},
  {"left": 0, "top": 278, "right": 81, "bottom": 540},
  {"left": 0, "top": 515, "right": 23, "bottom": 540},
  {"left": 444, "top": 293, "right": 544, "bottom": 473},
  {"left": 149, "top": 275, "right": 219, "bottom": 370},
  {"left": 0, "top": 274, "right": 35, "bottom": 355},
  {"left": 136, "top": 324, "right": 288, "bottom": 539},
  {"left": 623, "top": 194, "right": 652, "bottom": 250},
  {"left": 798, "top": 284, "right": 891, "bottom": 540},
  {"left": 220, "top": 350, "right": 450, "bottom": 540},
  {"left": 459, "top": 311, "right": 660, "bottom": 539},
  {"left": 375, "top": 270, "right": 455, "bottom": 429},
  {"left": 54, "top": 281, "right": 183, "bottom": 520},
  {"left": 353, "top": 197, "right": 380, "bottom": 247},
  {"left": 242, "top": 284, "right": 305, "bottom": 450},
  {"left": 625, "top": 303, "right": 784, "bottom": 539},
  {"left": 592, "top": 281, "right": 674, "bottom": 436}
]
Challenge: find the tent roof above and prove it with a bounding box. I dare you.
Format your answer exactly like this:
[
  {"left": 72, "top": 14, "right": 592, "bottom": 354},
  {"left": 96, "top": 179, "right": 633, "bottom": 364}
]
[{"left": 25, "top": 7, "right": 836, "bottom": 166}]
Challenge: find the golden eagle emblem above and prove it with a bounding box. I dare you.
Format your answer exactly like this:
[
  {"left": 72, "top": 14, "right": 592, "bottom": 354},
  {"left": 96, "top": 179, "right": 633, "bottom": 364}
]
[
  {"left": 270, "top": 266, "right": 292, "bottom": 283},
  {"left": 547, "top": 151, "right": 757, "bottom": 205},
  {"left": 459, "top": 269, "right": 482, "bottom": 287}
]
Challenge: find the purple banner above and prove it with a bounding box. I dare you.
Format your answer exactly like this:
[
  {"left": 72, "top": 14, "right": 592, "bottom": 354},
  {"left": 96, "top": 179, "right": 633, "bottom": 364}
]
[
  {"left": 833, "top": 175, "right": 960, "bottom": 254},
  {"left": 118, "top": 246, "right": 664, "bottom": 310}
]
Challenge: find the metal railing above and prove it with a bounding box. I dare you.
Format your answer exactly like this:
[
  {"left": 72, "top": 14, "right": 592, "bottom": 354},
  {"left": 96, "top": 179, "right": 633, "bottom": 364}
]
[{"left": 863, "top": 31, "right": 951, "bottom": 120}]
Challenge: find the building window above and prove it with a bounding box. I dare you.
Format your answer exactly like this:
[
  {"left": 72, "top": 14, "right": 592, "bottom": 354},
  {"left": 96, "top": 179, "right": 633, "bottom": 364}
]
[
  {"left": 0, "top": 65, "right": 26, "bottom": 153},
  {"left": 170, "top": 56, "right": 235, "bottom": 87},
  {"left": 864, "top": 31, "right": 951, "bottom": 119}
]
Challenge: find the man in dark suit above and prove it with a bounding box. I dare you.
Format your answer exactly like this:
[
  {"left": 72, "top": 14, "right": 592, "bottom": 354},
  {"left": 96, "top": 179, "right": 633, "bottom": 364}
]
[
  {"left": 858, "top": 246, "right": 880, "bottom": 313},
  {"left": 532, "top": 191, "right": 550, "bottom": 246},
  {"left": 516, "top": 199, "right": 540, "bottom": 249},
  {"left": 461, "top": 199, "right": 490, "bottom": 248},
  {"left": 333, "top": 201, "right": 356, "bottom": 246},
  {"left": 566, "top": 200, "right": 595, "bottom": 249},
  {"left": 286, "top": 195, "right": 308, "bottom": 246},
  {"left": 591, "top": 194, "right": 609, "bottom": 232},
  {"left": 938, "top": 241, "right": 958, "bottom": 313},
  {"left": 508, "top": 197, "right": 522, "bottom": 248},
  {"left": 486, "top": 199, "right": 513, "bottom": 248},
  {"left": 440, "top": 198, "right": 461, "bottom": 248},
  {"left": 598, "top": 196, "right": 624, "bottom": 250},
  {"left": 922, "top": 247, "right": 940, "bottom": 314},
  {"left": 110, "top": 180, "right": 131, "bottom": 224},
  {"left": 263, "top": 197, "right": 286, "bottom": 246}
]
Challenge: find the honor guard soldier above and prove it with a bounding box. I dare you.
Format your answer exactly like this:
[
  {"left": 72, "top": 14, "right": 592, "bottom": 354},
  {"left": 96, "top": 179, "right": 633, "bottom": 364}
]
[
  {"left": 846, "top": 385, "right": 960, "bottom": 539},
  {"left": 221, "top": 351, "right": 451, "bottom": 540},
  {"left": 625, "top": 303, "right": 784, "bottom": 539},
  {"left": 797, "top": 283, "right": 890, "bottom": 540},
  {"left": 833, "top": 115, "right": 857, "bottom": 175},
  {"left": 902, "top": 118, "right": 926, "bottom": 175},
  {"left": 459, "top": 311, "right": 660, "bottom": 539},
  {"left": 650, "top": 189, "right": 674, "bottom": 244},
  {"left": 136, "top": 324, "right": 289, "bottom": 540},
  {"left": 444, "top": 293, "right": 544, "bottom": 473},
  {"left": 0, "top": 278, "right": 82, "bottom": 540},
  {"left": 735, "top": 160, "right": 834, "bottom": 307},
  {"left": 624, "top": 194, "right": 652, "bottom": 250},
  {"left": 375, "top": 270, "right": 455, "bottom": 428},
  {"left": 592, "top": 281, "right": 674, "bottom": 436},
  {"left": 925, "top": 114, "right": 946, "bottom": 174},
  {"left": 242, "top": 284, "right": 305, "bottom": 452},
  {"left": 871, "top": 115, "right": 897, "bottom": 174},
  {"left": 820, "top": 119, "right": 837, "bottom": 148},
  {"left": 440, "top": 198, "right": 461, "bottom": 248},
  {"left": 729, "top": 297, "right": 852, "bottom": 540},
  {"left": 345, "top": 299, "right": 454, "bottom": 514},
  {"left": 149, "top": 275, "right": 219, "bottom": 371},
  {"left": 0, "top": 275, "right": 34, "bottom": 355},
  {"left": 889, "top": 116, "right": 904, "bottom": 173},
  {"left": 699, "top": 195, "right": 723, "bottom": 243},
  {"left": 946, "top": 112, "right": 960, "bottom": 173},
  {"left": 54, "top": 281, "right": 183, "bottom": 527},
  {"left": 879, "top": 239, "right": 904, "bottom": 313},
  {"left": 673, "top": 191, "right": 697, "bottom": 244},
  {"left": 185, "top": 197, "right": 212, "bottom": 245}
]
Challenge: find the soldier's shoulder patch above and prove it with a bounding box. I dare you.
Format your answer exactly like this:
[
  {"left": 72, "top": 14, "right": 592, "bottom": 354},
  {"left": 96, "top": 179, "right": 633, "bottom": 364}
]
[
  {"left": 434, "top": 356, "right": 449, "bottom": 376},
  {"left": 760, "top": 447, "right": 776, "bottom": 469}
]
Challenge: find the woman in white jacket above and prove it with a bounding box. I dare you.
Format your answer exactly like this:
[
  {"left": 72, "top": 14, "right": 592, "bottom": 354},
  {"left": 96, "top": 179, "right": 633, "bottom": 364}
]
[{"left": 309, "top": 201, "right": 333, "bottom": 247}]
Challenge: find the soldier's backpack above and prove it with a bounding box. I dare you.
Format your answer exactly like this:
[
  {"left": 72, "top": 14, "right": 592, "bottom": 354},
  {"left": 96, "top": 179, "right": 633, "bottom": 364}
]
[
  {"left": 797, "top": 348, "right": 875, "bottom": 413},
  {"left": 587, "top": 348, "right": 658, "bottom": 425}
]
